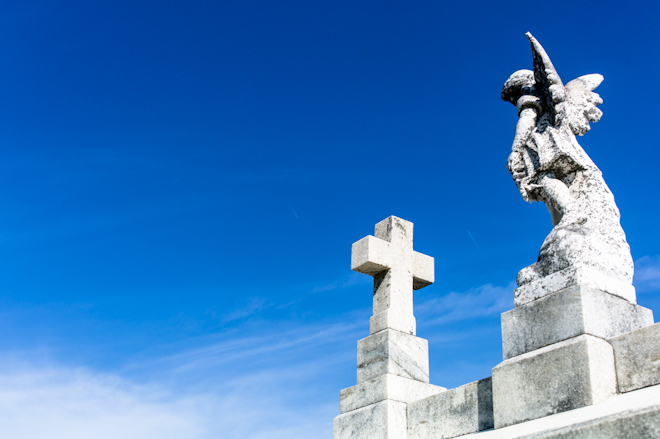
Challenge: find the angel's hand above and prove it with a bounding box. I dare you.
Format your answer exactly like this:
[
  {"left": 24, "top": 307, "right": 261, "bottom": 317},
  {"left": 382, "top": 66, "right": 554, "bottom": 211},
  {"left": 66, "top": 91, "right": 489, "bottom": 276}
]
[
  {"left": 507, "top": 151, "right": 525, "bottom": 175},
  {"left": 516, "top": 179, "right": 530, "bottom": 202},
  {"left": 518, "top": 178, "right": 538, "bottom": 203}
]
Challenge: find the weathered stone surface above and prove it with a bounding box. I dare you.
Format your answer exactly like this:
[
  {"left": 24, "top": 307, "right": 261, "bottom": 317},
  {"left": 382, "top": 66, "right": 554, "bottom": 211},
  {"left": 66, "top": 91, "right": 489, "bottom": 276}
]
[
  {"left": 351, "top": 216, "right": 434, "bottom": 335},
  {"left": 457, "top": 383, "right": 660, "bottom": 439},
  {"left": 357, "top": 329, "right": 429, "bottom": 384},
  {"left": 407, "top": 377, "right": 493, "bottom": 439},
  {"left": 514, "top": 266, "right": 637, "bottom": 307},
  {"left": 501, "top": 286, "right": 653, "bottom": 359},
  {"left": 528, "top": 406, "right": 660, "bottom": 439},
  {"left": 340, "top": 374, "right": 445, "bottom": 414},
  {"left": 502, "top": 33, "right": 633, "bottom": 288},
  {"left": 609, "top": 322, "right": 660, "bottom": 393},
  {"left": 335, "top": 216, "right": 435, "bottom": 439},
  {"left": 334, "top": 399, "right": 407, "bottom": 439},
  {"left": 492, "top": 335, "right": 617, "bottom": 428}
]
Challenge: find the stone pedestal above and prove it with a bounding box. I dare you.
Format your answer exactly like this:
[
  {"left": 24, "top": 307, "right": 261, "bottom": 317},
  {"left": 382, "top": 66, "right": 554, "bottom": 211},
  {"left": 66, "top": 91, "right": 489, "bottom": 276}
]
[
  {"left": 334, "top": 216, "right": 441, "bottom": 439},
  {"left": 513, "top": 266, "right": 637, "bottom": 307},
  {"left": 609, "top": 322, "right": 660, "bottom": 393},
  {"left": 357, "top": 329, "right": 430, "bottom": 384},
  {"left": 341, "top": 374, "right": 445, "bottom": 414},
  {"left": 334, "top": 328, "right": 444, "bottom": 439},
  {"left": 501, "top": 285, "right": 652, "bottom": 360},
  {"left": 492, "top": 267, "right": 654, "bottom": 428},
  {"left": 334, "top": 400, "right": 408, "bottom": 439},
  {"left": 493, "top": 335, "right": 617, "bottom": 428}
]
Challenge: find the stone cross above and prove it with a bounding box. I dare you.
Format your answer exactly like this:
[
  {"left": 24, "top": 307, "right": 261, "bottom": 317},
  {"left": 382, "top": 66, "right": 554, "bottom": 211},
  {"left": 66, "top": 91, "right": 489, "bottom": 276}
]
[{"left": 351, "top": 216, "right": 434, "bottom": 335}]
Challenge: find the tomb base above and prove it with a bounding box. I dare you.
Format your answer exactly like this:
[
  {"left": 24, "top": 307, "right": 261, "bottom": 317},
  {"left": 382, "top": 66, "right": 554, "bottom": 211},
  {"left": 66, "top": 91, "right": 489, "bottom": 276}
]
[
  {"left": 333, "top": 400, "right": 407, "bottom": 439},
  {"left": 407, "top": 377, "right": 493, "bottom": 439},
  {"left": 454, "top": 383, "right": 660, "bottom": 438},
  {"left": 492, "top": 334, "right": 617, "bottom": 429},
  {"left": 340, "top": 373, "right": 445, "bottom": 414},
  {"left": 501, "top": 285, "right": 653, "bottom": 360},
  {"left": 609, "top": 322, "right": 660, "bottom": 393}
]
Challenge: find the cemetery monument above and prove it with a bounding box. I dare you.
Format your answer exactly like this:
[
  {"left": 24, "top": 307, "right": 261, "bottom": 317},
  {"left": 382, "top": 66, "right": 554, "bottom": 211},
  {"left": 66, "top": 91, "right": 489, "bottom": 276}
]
[{"left": 332, "top": 33, "right": 660, "bottom": 439}]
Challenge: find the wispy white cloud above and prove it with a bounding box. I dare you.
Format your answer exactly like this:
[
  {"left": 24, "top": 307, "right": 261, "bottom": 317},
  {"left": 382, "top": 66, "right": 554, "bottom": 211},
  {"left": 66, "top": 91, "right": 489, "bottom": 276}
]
[
  {"left": 0, "top": 314, "right": 365, "bottom": 439},
  {"left": 0, "top": 360, "right": 206, "bottom": 439},
  {"left": 312, "top": 272, "right": 370, "bottom": 293},
  {"left": 416, "top": 281, "right": 515, "bottom": 325},
  {"left": 0, "top": 278, "right": 515, "bottom": 439},
  {"left": 634, "top": 255, "right": 660, "bottom": 293},
  {"left": 221, "top": 297, "right": 269, "bottom": 322},
  {"left": 0, "top": 356, "right": 341, "bottom": 439},
  {"left": 128, "top": 317, "right": 363, "bottom": 377}
]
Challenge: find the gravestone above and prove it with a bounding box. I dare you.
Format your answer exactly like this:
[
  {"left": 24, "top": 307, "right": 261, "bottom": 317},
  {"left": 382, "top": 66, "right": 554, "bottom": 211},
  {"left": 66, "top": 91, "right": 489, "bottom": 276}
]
[{"left": 333, "top": 216, "right": 445, "bottom": 439}]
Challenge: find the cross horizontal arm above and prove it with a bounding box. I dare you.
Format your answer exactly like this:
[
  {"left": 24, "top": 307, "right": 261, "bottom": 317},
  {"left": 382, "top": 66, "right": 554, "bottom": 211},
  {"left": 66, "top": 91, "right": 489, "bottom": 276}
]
[
  {"left": 413, "top": 252, "right": 434, "bottom": 290},
  {"left": 351, "top": 236, "right": 390, "bottom": 276}
]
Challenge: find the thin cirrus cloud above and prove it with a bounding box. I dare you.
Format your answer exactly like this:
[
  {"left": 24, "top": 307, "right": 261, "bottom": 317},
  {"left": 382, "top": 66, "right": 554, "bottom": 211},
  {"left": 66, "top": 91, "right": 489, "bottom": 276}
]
[
  {"left": 634, "top": 255, "right": 660, "bottom": 294},
  {"left": 0, "top": 274, "right": 612, "bottom": 439},
  {"left": 311, "top": 272, "right": 370, "bottom": 293},
  {"left": 125, "top": 316, "right": 363, "bottom": 377},
  {"left": 0, "top": 315, "right": 360, "bottom": 439},
  {"left": 415, "top": 281, "right": 516, "bottom": 325},
  {"left": 0, "top": 358, "right": 338, "bottom": 439},
  {"left": 0, "top": 361, "right": 207, "bottom": 439}
]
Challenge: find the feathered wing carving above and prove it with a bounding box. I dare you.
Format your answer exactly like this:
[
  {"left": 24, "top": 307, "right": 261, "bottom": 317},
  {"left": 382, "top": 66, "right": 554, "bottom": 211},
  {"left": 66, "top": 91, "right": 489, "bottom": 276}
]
[
  {"left": 562, "top": 74, "right": 604, "bottom": 135},
  {"left": 527, "top": 33, "right": 605, "bottom": 136}
]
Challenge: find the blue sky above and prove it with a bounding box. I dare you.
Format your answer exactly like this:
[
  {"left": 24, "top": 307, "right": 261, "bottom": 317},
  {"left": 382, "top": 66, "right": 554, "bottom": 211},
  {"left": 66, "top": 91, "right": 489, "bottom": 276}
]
[{"left": 1, "top": 1, "right": 660, "bottom": 437}]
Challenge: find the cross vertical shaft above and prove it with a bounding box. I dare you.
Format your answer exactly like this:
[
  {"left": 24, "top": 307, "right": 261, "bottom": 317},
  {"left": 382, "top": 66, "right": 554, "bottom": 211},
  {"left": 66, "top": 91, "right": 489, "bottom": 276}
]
[{"left": 351, "top": 216, "right": 434, "bottom": 335}]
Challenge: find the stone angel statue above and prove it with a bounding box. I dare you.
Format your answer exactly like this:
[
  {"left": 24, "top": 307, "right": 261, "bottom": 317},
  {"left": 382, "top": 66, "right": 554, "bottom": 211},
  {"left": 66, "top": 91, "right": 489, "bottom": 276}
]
[{"left": 502, "top": 33, "right": 633, "bottom": 287}]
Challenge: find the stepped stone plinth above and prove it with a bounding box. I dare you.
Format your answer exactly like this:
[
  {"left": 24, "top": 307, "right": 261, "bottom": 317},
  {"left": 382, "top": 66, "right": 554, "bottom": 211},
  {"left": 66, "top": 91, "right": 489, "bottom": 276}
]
[
  {"left": 501, "top": 278, "right": 653, "bottom": 360},
  {"left": 492, "top": 32, "right": 658, "bottom": 429},
  {"left": 333, "top": 216, "right": 444, "bottom": 439}
]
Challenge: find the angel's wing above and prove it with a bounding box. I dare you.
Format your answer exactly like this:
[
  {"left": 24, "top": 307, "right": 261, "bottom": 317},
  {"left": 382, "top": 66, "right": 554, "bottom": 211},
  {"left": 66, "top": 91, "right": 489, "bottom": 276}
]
[
  {"left": 562, "top": 74, "right": 604, "bottom": 135},
  {"left": 526, "top": 33, "right": 565, "bottom": 115}
]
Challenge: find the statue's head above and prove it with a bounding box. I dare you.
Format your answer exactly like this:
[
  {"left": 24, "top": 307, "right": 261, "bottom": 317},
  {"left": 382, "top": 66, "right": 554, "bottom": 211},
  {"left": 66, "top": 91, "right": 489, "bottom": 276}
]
[{"left": 502, "top": 69, "right": 536, "bottom": 105}]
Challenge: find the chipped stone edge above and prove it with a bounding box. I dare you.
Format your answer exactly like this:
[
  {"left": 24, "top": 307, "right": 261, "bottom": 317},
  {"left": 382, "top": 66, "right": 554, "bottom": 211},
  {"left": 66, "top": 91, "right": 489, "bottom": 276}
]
[
  {"left": 514, "top": 266, "right": 636, "bottom": 307},
  {"left": 340, "top": 374, "right": 446, "bottom": 414}
]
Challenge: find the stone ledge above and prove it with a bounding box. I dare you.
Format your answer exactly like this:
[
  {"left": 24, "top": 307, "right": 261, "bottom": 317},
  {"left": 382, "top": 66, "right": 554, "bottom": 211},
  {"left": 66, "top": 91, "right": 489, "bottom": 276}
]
[
  {"left": 370, "top": 310, "right": 416, "bottom": 337},
  {"left": 334, "top": 399, "right": 407, "bottom": 439},
  {"left": 456, "top": 383, "right": 660, "bottom": 439},
  {"left": 408, "top": 377, "right": 493, "bottom": 439},
  {"left": 357, "top": 329, "right": 429, "bottom": 384},
  {"left": 493, "top": 335, "right": 617, "bottom": 428},
  {"left": 502, "top": 286, "right": 653, "bottom": 359},
  {"left": 609, "top": 322, "right": 660, "bottom": 393},
  {"left": 340, "top": 374, "right": 445, "bottom": 414},
  {"left": 514, "top": 266, "right": 636, "bottom": 307}
]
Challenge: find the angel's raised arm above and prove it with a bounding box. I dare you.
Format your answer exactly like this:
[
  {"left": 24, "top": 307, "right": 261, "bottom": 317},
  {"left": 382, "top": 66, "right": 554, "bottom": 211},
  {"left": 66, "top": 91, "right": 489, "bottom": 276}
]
[{"left": 527, "top": 33, "right": 565, "bottom": 109}]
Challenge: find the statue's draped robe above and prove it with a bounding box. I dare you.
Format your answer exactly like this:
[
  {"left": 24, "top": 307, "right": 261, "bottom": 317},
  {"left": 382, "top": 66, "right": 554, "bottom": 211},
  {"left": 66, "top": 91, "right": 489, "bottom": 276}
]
[{"left": 516, "top": 112, "right": 633, "bottom": 286}]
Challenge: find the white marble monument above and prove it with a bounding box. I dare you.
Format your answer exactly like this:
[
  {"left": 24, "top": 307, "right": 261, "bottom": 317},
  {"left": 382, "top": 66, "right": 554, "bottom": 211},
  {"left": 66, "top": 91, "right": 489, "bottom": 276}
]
[
  {"left": 492, "top": 32, "right": 657, "bottom": 428},
  {"left": 330, "top": 34, "right": 660, "bottom": 439},
  {"left": 334, "top": 216, "right": 445, "bottom": 439}
]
